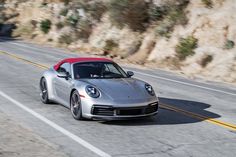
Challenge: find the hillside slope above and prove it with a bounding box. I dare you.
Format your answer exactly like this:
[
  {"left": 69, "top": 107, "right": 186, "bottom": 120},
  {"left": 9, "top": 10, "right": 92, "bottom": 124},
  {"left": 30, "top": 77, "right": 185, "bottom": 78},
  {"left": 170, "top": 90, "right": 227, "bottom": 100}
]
[{"left": 0, "top": 0, "right": 235, "bottom": 84}]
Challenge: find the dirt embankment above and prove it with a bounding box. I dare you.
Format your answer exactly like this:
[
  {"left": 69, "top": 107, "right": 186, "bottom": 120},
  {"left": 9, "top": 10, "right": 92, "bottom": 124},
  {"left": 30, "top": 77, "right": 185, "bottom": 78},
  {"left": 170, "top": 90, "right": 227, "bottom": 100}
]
[{"left": 1, "top": 0, "right": 236, "bottom": 84}]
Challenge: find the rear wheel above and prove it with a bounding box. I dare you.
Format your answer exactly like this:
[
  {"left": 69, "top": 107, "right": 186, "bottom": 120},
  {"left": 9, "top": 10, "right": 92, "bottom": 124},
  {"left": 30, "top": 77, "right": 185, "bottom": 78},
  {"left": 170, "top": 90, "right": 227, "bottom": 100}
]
[
  {"left": 70, "top": 90, "right": 83, "bottom": 120},
  {"left": 40, "top": 77, "right": 50, "bottom": 104}
]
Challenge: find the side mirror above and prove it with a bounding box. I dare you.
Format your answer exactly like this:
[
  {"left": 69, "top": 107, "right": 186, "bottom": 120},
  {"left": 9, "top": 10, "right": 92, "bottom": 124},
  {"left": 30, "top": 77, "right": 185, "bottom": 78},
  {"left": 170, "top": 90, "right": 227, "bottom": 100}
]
[
  {"left": 57, "top": 72, "right": 69, "bottom": 80},
  {"left": 127, "top": 71, "right": 134, "bottom": 77}
]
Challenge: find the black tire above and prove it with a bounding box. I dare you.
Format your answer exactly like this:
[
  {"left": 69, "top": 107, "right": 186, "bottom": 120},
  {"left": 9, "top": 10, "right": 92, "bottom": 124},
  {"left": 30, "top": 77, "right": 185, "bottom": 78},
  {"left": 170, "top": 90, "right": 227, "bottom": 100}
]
[
  {"left": 40, "top": 77, "right": 50, "bottom": 104},
  {"left": 70, "top": 90, "right": 84, "bottom": 120}
]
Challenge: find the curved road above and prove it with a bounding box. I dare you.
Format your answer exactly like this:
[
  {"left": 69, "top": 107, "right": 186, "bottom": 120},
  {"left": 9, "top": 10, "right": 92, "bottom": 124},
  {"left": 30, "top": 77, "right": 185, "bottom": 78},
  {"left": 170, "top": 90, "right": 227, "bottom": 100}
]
[{"left": 0, "top": 38, "right": 236, "bottom": 157}]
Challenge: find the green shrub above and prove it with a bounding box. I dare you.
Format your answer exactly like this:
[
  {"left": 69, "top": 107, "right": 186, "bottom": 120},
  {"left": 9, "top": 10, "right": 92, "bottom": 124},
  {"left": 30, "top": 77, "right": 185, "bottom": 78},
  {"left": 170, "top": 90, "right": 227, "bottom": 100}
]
[
  {"left": 40, "top": 19, "right": 51, "bottom": 34},
  {"left": 58, "top": 34, "right": 73, "bottom": 45},
  {"left": 200, "top": 55, "right": 213, "bottom": 67},
  {"left": 108, "top": 0, "right": 149, "bottom": 32},
  {"left": 66, "top": 14, "right": 79, "bottom": 28},
  {"left": 223, "top": 40, "right": 235, "bottom": 50},
  {"left": 201, "top": 0, "right": 213, "bottom": 8},
  {"left": 148, "top": 6, "right": 167, "bottom": 21},
  {"left": 175, "top": 36, "right": 198, "bottom": 60},
  {"left": 103, "top": 39, "right": 118, "bottom": 52}
]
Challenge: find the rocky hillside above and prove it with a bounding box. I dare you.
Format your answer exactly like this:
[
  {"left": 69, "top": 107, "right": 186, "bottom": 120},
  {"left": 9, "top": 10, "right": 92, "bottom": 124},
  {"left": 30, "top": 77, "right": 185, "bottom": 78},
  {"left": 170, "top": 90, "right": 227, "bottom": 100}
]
[{"left": 0, "top": 0, "right": 235, "bottom": 84}]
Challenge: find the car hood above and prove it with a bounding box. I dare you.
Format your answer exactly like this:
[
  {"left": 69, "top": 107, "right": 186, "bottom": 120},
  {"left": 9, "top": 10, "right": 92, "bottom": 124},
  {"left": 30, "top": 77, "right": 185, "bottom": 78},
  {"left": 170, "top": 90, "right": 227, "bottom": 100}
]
[{"left": 80, "top": 78, "right": 148, "bottom": 101}]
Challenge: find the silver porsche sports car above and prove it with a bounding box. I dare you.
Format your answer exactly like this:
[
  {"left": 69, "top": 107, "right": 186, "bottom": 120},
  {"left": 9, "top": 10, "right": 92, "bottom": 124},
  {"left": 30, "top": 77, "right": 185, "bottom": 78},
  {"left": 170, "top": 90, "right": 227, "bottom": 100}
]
[{"left": 39, "top": 57, "right": 159, "bottom": 120}]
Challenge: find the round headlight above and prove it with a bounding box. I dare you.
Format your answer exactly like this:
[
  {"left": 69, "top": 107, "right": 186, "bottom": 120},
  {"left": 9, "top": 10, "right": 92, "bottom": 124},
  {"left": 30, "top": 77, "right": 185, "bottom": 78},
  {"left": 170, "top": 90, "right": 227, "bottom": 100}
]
[
  {"left": 145, "top": 84, "right": 155, "bottom": 96},
  {"left": 85, "top": 85, "right": 100, "bottom": 98}
]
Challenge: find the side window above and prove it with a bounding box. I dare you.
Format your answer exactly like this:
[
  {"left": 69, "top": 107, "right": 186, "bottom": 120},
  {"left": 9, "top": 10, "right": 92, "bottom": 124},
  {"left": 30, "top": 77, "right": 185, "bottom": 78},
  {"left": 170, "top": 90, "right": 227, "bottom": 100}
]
[
  {"left": 58, "top": 63, "right": 71, "bottom": 75},
  {"left": 104, "top": 64, "right": 120, "bottom": 75}
]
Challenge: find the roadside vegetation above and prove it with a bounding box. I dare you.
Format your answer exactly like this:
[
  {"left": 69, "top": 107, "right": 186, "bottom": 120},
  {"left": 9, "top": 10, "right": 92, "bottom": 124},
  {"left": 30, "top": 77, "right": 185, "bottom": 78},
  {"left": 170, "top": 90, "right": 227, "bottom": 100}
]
[
  {"left": 4, "top": 0, "right": 191, "bottom": 43},
  {"left": 40, "top": 19, "right": 52, "bottom": 34},
  {"left": 223, "top": 39, "right": 235, "bottom": 50},
  {"left": 175, "top": 36, "right": 198, "bottom": 60}
]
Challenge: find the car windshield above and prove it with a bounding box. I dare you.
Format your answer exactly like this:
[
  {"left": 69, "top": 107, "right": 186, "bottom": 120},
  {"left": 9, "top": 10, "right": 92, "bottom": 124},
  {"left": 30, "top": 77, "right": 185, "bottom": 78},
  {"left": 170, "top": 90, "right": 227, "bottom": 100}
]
[{"left": 73, "top": 62, "right": 128, "bottom": 79}]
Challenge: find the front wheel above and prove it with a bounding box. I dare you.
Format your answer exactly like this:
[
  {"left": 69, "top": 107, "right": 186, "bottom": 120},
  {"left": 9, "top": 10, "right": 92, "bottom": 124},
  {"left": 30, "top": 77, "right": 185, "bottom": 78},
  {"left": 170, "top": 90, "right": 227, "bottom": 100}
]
[
  {"left": 70, "top": 90, "right": 84, "bottom": 120},
  {"left": 40, "top": 77, "right": 50, "bottom": 104}
]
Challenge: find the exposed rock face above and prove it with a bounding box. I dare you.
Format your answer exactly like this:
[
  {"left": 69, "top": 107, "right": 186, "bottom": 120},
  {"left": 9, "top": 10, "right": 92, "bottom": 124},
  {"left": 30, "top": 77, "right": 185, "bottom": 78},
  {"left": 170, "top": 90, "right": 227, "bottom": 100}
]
[
  {"left": 148, "top": 0, "right": 236, "bottom": 83},
  {"left": 1, "top": 0, "right": 235, "bottom": 84},
  {"left": 128, "top": 29, "right": 156, "bottom": 64},
  {"left": 88, "top": 14, "right": 142, "bottom": 58}
]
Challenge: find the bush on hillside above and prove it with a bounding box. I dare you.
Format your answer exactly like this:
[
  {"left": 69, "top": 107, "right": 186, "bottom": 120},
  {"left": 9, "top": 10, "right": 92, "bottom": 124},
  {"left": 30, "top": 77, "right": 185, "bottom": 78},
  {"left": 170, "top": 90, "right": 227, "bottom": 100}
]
[
  {"left": 175, "top": 36, "right": 198, "bottom": 60},
  {"left": 223, "top": 40, "right": 235, "bottom": 50},
  {"left": 148, "top": 6, "right": 167, "bottom": 21},
  {"left": 40, "top": 19, "right": 51, "bottom": 34},
  {"left": 66, "top": 14, "right": 79, "bottom": 28}
]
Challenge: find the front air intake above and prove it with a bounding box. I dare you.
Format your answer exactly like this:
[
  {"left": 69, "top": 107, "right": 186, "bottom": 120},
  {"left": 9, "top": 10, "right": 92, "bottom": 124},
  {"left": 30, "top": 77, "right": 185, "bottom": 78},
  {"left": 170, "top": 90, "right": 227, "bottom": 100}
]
[{"left": 91, "top": 105, "right": 114, "bottom": 116}]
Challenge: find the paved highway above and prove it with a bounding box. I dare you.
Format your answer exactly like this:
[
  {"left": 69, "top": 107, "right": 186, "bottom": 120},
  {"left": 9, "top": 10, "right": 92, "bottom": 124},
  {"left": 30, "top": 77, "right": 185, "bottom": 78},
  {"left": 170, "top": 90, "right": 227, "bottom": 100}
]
[{"left": 0, "top": 38, "right": 236, "bottom": 157}]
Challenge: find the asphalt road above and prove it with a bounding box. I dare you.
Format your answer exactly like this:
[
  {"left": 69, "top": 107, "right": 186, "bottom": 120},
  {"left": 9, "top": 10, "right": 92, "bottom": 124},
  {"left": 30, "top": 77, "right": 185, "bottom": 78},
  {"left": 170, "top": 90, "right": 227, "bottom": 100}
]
[{"left": 0, "top": 38, "right": 236, "bottom": 157}]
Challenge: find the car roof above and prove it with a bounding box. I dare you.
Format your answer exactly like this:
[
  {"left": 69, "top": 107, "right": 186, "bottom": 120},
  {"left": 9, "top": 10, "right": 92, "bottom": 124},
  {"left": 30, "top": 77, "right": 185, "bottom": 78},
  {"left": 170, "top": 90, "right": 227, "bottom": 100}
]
[{"left": 53, "top": 57, "right": 112, "bottom": 70}]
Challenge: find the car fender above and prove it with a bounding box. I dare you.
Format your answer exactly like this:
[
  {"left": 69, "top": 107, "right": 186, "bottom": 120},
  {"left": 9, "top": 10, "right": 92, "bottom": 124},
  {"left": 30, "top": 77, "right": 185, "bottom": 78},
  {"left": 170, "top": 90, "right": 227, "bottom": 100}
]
[{"left": 42, "top": 68, "right": 56, "bottom": 101}]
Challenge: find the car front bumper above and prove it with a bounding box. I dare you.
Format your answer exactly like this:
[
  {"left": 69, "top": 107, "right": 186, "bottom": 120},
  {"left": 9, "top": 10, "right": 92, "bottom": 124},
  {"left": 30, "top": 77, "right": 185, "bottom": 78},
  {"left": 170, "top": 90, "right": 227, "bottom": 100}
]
[
  {"left": 90, "top": 111, "right": 158, "bottom": 120},
  {"left": 83, "top": 101, "right": 159, "bottom": 120}
]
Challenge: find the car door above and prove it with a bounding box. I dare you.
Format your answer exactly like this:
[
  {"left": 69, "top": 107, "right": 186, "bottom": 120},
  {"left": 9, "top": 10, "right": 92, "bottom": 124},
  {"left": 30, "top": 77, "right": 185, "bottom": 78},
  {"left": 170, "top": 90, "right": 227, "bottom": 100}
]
[{"left": 53, "top": 62, "right": 72, "bottom": 107}]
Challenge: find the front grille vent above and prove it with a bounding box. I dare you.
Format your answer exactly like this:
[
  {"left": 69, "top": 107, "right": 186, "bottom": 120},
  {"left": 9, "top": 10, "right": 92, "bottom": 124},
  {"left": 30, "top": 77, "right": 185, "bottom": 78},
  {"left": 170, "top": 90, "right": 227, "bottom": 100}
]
[
  {"left": 91, "top": 102, "right": 158, "bottom": 116},
  {"left": 145, "top": 102, "right": 158, "bottom": 114},
  {"left": 91, "top": 105, "right": 114, "bottom": 116}
]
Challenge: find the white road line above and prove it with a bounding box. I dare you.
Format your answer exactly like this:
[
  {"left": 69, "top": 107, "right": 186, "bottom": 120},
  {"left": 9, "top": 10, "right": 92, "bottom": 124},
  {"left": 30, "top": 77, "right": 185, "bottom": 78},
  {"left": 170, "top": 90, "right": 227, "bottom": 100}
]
[
  {"left": 132, "top": 70, "right": 236, "bottom": 96},
  {"left": 0, "top": 90, "right": 111, "bottom": 157}
]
